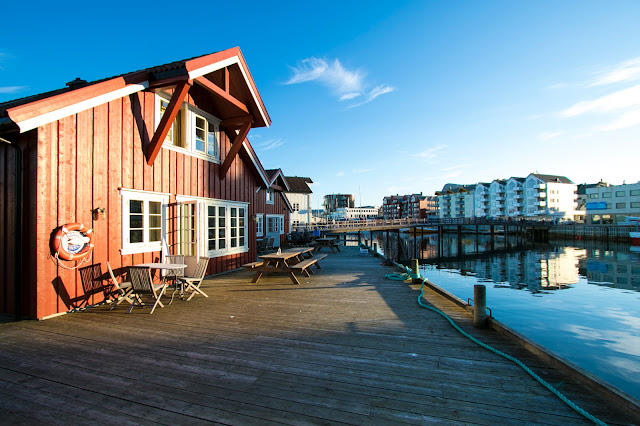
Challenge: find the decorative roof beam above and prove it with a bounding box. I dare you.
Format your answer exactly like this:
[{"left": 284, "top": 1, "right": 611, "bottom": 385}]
[
  {"left": 146, "top": 80, "right": 191, "bottom": 165},
  {"left": 220, "top": 116, "right": 254, "bottom": 129},
  {"left": 219, "top": 116, "right": 252, "bottom": 179},
  {"left": 194, "top": 76, "right": 249, "bottom": 115}
]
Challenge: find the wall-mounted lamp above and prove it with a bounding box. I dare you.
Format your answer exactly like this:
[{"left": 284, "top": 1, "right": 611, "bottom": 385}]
[
  {"left": 92, "top": 207, "right": 106, "bottom": 221},
  {"left": 251, "top": 214, "right": 258, "bottom": 222}
]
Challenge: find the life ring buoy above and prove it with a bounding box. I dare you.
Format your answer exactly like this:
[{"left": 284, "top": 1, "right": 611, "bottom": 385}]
[{"left": 52, "top": 223, "right": 94, "bottom": 261}]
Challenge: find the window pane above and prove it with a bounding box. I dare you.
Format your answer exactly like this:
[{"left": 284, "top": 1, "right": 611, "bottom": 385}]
[
  {"left": 149, "top": 201, "right": 161, "bottom": 214},
  {"left": 208, "top": 240, "right": 215, "bottom": 250},
  {"left": 149, "top": 229, "right": 161, "bottom": 242},
  {"left": 208, "top": 205, "right": 215, "bottom": 215},
  {"left": 130, "top": 229, "right": 143, "bottom": 243},
  {"left": 174, "top": 109, "right": 184, "bottom": 148},
  {"left": 207, "top": 122, "right": 217, "bottom": 157},
  {"left": 149, "top": 215, "right": 161, "bottom": 228},
  {"left": 130, "top": 214, "right": 143, "bottom": 229},
  {"left": 240, "top": 237, "right": 245, "bottom": 246},
  {"left": 219, "top": 206, "right": 225, "bottom": 216},
  {"left": 130, "top": 200, "right": 143, "bottom": 213}
]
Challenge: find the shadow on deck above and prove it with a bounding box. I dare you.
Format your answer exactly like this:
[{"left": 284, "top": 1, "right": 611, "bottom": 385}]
[{"left": 0, "top": 247, "right": 637, "bottom": 424}]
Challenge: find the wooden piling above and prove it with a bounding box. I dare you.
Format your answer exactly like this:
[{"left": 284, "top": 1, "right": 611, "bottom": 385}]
[
  {"left": 473, "top": 284, "right": 487, "bottom": 328},
  {"left": 411, "top": 258, "right": 421, "bottom": 283}
]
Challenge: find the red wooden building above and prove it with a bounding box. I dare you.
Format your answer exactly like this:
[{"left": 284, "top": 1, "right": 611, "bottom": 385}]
[{"left": 0, "top": 47, "right": 291, "bottom": 319}]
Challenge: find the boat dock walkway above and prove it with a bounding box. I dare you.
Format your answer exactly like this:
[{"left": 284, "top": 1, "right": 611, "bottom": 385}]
[{"left": 1, "top": 247, "right": 638, "bottom": 424}]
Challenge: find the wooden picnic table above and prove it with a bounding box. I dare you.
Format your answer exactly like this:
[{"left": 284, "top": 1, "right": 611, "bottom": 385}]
[
  {"left": 313, "top": 237, "right": 343, "bottom": 253},
  {"left": 251, "top": 247, "right": 324, "bottom": 285}
]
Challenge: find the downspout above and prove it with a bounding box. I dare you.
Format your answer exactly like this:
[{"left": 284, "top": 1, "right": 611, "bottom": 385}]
[{"left": 0, "top": 136, "right": 23, "bottom": 321}]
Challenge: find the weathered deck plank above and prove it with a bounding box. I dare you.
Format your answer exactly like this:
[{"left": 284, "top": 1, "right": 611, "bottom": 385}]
[{"left": 0, "top": 247, "right": 636, "bottom": 425}]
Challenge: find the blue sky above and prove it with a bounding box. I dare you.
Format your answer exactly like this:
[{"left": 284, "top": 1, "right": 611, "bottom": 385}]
[{"left": 2, "top": 1, "right": 640, "bottom": 207}]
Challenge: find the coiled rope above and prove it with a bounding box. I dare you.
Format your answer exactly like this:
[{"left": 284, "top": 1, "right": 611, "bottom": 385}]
[{"left": 386, "top": 260, "right": 607, "bottom": 426}]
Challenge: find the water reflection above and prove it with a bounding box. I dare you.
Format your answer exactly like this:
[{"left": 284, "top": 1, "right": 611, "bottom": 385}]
[{"left": 368, "top": 231, "right": 640, "bottom": 294}]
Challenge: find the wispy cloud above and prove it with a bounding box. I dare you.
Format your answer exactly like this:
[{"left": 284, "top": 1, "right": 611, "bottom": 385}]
[
  {"left": 255, "top": 138, "right": 286, "bottom": 151},
  {"left": 588, "top": 57, "right": 640, "bottom": 87},
  {"left": 599, "top": 108, "right": 640, "bottom": 131},
  {"left": 560, "top": 84, "right": 640, "bottom": 118},
  {"left": 285, "top": 57, "right": 394, "bottom": 108},
  {"left": 539, "top": 131, "right": 564, "bottom": 141},
  {"left": 336, "top": 171, "right": 345, "bottom": 177},
  {"left": 0, "top": 85, "right": 28, "bottom": 94},
  {"left": 545, "top": 82, "right": 569, "bottom": 90},
  {"left": 413, "top": 144, "right": 447, "bottom": 159},
  {"left": 352, "top": 168, "right": 373, "bottom": 174}
]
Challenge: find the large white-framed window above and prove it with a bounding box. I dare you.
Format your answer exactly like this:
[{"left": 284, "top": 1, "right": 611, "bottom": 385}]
[
  {"left": 203, "top": 199, "right": 248, "bottom": 257},
  {"left": 266, "top": 214, "right": 285, "bottom": 234},
  {"left": 256, "top": 215, "right": 264, "bottom": 237},
  {"left": 121, "top": 189, "right": 170, "bottom": 255},
  {"left": 155, "top": 93, "right": 220, "bottom": 162}
]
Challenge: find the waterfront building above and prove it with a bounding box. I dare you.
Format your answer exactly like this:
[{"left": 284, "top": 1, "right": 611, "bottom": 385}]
[
  {"left": 524, "top": 173, "right": 578, "bottom": 220},
  {"left": 0, "top": 47, "right": 291, "bottom": 319},
  {"left": 585, "top": 181, "right": 640, "bottom": 224},
  {"left": 335, "top": 206, "right": 379, "bottom": 220},
  {"left": 382, "top": 193, "right": 432, "bottom": 219},
  {"left": 505, "top": 177, "right": 526, "bottom": 218},
  {"left": 436, "top": 184, "right": 475, "bottom": 219},
  {"left": 436, "top": 173, "right": 578, "bottom": 221},
  {"left": 284, "top": 176, "right": 313, "bottom": 229},
  {"left": 474, "top": 183, "right": 490, "bottom": 218},
  {"left": 323, "top": 194, "right": 354, "bottom": 217},
  {"left": 489, "top": 179, "right": 507, "bottom": 218}
]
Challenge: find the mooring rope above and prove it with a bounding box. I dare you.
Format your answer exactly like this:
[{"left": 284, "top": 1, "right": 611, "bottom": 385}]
[{"left": 384, "top": 258, "right": 607, "bottom": 426}]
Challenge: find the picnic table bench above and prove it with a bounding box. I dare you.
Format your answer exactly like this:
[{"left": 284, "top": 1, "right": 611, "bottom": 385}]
[
  {"left": 242, "top": 261, "right": 264, "bottom": 270},
  {"left": 291, "top": 254, "right": 327, "bottom": 277}
]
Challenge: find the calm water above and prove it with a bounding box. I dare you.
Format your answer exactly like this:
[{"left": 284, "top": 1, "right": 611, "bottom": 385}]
[{"left": 366, "top": 231, "right": 640, "bottom": 401}]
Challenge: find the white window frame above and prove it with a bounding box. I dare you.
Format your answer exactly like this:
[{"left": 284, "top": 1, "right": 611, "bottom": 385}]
[
  {"left": 266, "top": 189, "right": 275, "bottom": 205},
  {"left": 256, "top": 214, "right": 264, "bottom": 237},
  {"left": 180, "top": 196, "right": 247, "bottom": 258},
  {"left": 266, "top": 214, "right": 285, "bottom": 234},
  {"left": 121, "top": 189, "right": 170, "bottom": 255},
  {"left": 155, "top": 93, "right": 221, "bottom": 163}
]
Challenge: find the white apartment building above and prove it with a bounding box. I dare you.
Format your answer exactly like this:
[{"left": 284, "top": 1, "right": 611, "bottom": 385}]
[
  {"left": 436, "top": 173, "right": 578, "bottom": 220},
  {"left": 506, "top": 177, "right": 525, "bottom": 218},
  {"left": 335, "top": 207, "right": 379, "bottom": 220},
  {"left": 585, "top": 181, "right": 640, "bottom": 224},
  {"left": 284, "top": 176, "right": 313, "bottom": 229},
  {"left": 524, "top": 173, "right": 578, "bottom": 220},
  {"left": 436, "top": 184, "right": 475, "bottom": 219},
  {"left": 474, "top": 183, "right": 490, "bottom": 218},
  {"left": 489, "top": 179, "right": 507, "bottom": 218}
]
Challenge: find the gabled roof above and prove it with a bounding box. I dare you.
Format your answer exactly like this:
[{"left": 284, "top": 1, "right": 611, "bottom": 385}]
[
  {"left": 530, "top": 173, "right": 574, "bottom": 184},
  {"left": 284, "top": 176, "right": 313, "bottom": 194},
  {"left": 0, "top": 47, "right": 270, "bottom": 133},
  {"left": 264, "top": 169, "right": 290, "bottom": 192}
]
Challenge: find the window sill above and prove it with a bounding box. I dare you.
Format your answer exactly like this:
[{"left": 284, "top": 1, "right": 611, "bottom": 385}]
[{"left": 121, "top": 244, "right": 163, "bottom": 255}]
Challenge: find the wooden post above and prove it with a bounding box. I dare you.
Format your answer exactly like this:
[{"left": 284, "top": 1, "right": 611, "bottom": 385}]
[
  {"left": 411, "top": 259, "right": 421, "bottom": 283},
  {"left": 373, "top": 242, "right": 378, "bottom": 256},
  {"left": 457, "top": 225, "right": 462, "bottom": 257},
  {"left": 473, "top": 285, "right": 487, "bottom": 328}
]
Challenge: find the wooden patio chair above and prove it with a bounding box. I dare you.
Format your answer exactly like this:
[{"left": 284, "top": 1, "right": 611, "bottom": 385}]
[
  {"left": 78, "top": 264, "right": 107, "bottom": 308},
  {"left": 179, "top": 256, "right": 210, "bottom": 301},
  {"left": 106, "top": 261, "right": 134, "bottom": 310},
  {"left": 257, "top": 238, "right": 270, "bottom": 254},
  {"left": 127, "top": 266, "right": 168, "bottom": 314}
]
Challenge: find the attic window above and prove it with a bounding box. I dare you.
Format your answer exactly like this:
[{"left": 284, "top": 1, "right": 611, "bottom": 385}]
[{"left": 266, "top": 189, "right": 274, "bottom": 204}]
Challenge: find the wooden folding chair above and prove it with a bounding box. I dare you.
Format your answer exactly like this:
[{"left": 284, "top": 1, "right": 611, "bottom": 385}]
[
  {"left": 179, "top": 257, "right": 210, "bottom": 301},
  {"left": 128, "top": 266, "right": 168, "bottom": 314},
  {"left": 165, "top": 254, "right": 185, "bottom": 302},
  {"left": 78, "top": 264, "right": 107, "bottom": 308},
  {"left": 106, "top": 261, "right": 134, "bottom": 309}
]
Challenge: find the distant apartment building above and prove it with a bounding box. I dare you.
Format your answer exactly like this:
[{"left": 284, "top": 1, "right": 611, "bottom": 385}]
[
  {"left": 436, "top": 173, "right": 579, "bottom": 220},
  {"left": 585, "top": 181, "right": 640, "bottom": 224},
  {"left": 382, "top": 193, "right": 433, "bottom": 219},
  {"left": 285, "top": 176, "right": 313, "bottom": 229},
  {"left": 435, "top": 184, "right": 475, "bottom": 219},
  {"left": 323, "top": 194, "right": 354, "bottom": 217},
  {"left": 335, "top": 207, "right": 379, "bottom": 220}
]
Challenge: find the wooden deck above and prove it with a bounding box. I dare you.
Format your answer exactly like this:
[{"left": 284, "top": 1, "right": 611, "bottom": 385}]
[{"left": 1, "top": 247, "right": 637, "bottom": 425}]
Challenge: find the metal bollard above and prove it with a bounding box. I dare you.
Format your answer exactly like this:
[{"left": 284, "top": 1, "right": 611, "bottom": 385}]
[{"left": 473, "top": 285, "right": 487, "bottom": 328}]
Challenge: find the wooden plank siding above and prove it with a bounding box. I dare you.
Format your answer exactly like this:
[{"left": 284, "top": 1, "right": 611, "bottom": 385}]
[{"left": 0, "top": 90, "right": 286, "bottom": 319}]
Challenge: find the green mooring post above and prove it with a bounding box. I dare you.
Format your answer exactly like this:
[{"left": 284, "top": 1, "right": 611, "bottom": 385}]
[
  {"left": 411, "top": 259, "right": 421, "bottom": 284},
  {"left": 473, "top": 285, "right": 487, "bottom": 328}
]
